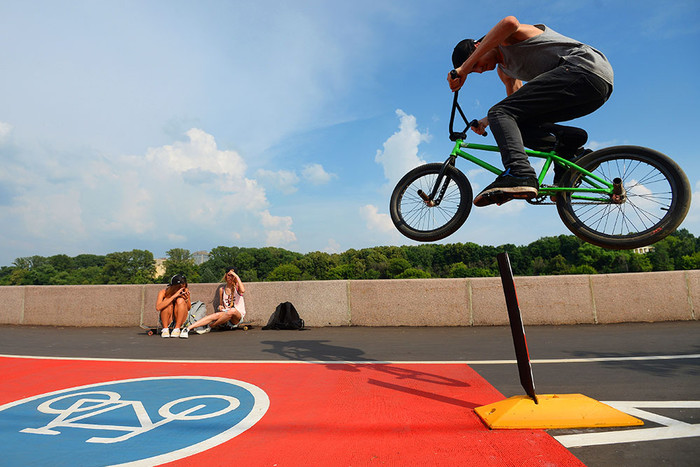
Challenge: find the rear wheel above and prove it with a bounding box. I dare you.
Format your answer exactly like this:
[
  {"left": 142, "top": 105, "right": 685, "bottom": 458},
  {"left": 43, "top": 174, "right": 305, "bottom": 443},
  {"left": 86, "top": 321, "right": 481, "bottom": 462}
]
[
  {"left": 390, "top": 163, "right": 472, "bottom": 242},
  {"left": 556, "top": 146, "right": 691, "bottom": 249}
]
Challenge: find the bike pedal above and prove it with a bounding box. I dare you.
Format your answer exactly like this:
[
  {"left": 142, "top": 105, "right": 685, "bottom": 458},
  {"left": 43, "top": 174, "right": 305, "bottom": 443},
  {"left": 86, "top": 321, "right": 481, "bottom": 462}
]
[{"left": 478, "top": 191, "right": 512, "bottom": 206}]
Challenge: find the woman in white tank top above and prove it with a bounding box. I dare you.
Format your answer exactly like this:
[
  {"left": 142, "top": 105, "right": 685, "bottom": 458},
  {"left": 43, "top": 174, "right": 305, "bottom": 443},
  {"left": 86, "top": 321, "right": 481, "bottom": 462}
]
[{"left": 182, "top": 267, "right": 246, "bottom": 338}]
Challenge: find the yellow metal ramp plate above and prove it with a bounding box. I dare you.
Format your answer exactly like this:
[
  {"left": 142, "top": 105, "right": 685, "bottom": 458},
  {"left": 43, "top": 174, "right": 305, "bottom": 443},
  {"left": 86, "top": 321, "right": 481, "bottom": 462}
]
[{"left": 475, "top": 394, "right": 644, "bottom": 430}]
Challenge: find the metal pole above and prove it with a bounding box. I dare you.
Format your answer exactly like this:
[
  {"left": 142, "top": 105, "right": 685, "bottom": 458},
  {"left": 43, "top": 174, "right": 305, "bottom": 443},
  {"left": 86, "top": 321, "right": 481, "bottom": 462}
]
[{"left": 496, "top": 252, "right": 538, "bottom": 403}]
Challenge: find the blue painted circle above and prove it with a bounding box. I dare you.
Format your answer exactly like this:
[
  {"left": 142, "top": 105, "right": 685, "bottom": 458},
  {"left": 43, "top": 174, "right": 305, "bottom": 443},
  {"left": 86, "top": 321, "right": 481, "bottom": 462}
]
[{"left": 0, "top": 376, "right": 269, "bottom": 466}]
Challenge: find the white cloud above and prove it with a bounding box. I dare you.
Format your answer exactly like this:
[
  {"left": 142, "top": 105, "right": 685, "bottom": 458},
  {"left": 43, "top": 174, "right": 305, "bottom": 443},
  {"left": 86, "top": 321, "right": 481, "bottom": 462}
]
[
  {"left": 0, "top": 122, "right": 12, "bottom": 143},
  {"left": 360, "top": 204, "right": 396, "bottom": 234},
  {"left": 302, "top": 163, "right": 336, "bottom": 185},
  {"left": 375, "top": 109, "right": 430, "bottom": 186},
  {"left": 256, "top": 169, "right": 300, "bottom": 195},
  {"left": 142, "top": 128, "right": 269, "bottom": 220},
  {"left": 0, "top": 127, "right": 306, "bottom": 261},
  {"left": 259, "top": 210, "right": 297, "bottom": 247},
  {"left": 13, "top": 189, "right": 86, "bottom": 239},
  {"left": 255, "top": 163, "right": 335, "bottom": 194},
  {"left": 323, "top": 238, "right": 341, "bottom": 254}
]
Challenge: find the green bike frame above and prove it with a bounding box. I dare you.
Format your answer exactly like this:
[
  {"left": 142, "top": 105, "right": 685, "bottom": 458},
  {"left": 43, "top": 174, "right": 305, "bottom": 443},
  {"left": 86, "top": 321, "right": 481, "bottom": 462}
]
[{"left": 450, "top": 140, "right": 614, "bottom": 202}]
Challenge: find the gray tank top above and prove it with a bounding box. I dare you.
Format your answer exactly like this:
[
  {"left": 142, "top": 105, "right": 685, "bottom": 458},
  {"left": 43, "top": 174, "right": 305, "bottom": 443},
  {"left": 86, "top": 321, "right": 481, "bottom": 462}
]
[{"left": 498, "top": 25, "right": 613, "bottom": 85}]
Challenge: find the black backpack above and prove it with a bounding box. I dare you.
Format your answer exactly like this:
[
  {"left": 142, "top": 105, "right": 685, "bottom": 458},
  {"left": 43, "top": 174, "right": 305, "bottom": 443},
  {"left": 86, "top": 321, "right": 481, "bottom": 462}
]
[{"left": 262, "top": 301, "right": 305, "bottom": 330}]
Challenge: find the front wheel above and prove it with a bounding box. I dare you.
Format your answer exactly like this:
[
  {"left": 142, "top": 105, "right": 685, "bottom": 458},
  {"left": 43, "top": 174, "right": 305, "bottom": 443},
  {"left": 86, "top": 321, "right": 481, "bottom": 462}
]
[
  {"left": 556, "top": 146, "right": 691, "bottom": 249},
  {"left": 390, "top": 162, "right": 473, "bottom": 242}
]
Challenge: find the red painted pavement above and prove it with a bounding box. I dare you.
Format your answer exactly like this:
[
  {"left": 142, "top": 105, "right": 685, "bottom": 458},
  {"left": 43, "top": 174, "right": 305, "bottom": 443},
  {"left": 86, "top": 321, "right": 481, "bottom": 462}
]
[{"left": 1, "top": 356, "right": 583, "bottom": 466}]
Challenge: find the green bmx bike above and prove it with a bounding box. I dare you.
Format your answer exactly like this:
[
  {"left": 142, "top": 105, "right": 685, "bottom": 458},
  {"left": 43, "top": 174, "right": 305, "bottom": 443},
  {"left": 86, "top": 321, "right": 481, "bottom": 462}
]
[{"left": 389, "top": 89, "right": 691, "bottom": 250}]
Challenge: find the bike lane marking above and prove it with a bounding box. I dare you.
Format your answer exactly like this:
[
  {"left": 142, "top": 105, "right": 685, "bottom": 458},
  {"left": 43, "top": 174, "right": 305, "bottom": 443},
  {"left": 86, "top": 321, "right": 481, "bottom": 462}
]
[
  {"left": 555, "top": 401, "right": 700, "bottom": 448},
  {"left": 2, "top": 376, "right": 269, "bottom": 466},
  {"left": 3, "top": 352, "right": 699, "bottom": 364},
  {"left": 0, "top": 355, "right": 583, "bottom": 466}
]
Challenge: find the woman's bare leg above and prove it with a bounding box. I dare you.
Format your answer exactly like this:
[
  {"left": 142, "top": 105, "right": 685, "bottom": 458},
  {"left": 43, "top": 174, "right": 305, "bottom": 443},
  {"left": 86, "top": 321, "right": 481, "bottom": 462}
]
[
  {"left": 173, "top": 298, "right": 189, "bottom": 329},
  {"left": 187, "top": 311, "right": 226, "bottom": 330},
  {"left": 159, "top": 304, "right": 174, "bottom": 329},
  {"left": 187, "top": 310, "right": 241, "bottom": 330}
]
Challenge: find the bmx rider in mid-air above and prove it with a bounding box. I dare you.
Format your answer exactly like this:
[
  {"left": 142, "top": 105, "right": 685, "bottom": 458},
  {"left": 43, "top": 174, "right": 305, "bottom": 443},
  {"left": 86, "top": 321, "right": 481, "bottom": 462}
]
[{"left": 448, "top": 15, "right": 613, "bottom": 207}]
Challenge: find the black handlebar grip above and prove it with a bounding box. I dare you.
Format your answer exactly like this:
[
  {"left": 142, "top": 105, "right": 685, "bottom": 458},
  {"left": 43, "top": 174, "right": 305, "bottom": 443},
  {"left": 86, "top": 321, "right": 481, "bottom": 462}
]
[
  {"left": 470, "top": 119, "right": 488, "bottom": 137},
  {"left": 450, "top": 69, "right": 458, "bottom": 80}
]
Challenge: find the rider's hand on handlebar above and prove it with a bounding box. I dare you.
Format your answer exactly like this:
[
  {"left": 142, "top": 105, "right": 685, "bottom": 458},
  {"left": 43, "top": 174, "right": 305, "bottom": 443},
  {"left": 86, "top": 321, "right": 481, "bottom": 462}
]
[
  {"left": 470, "top": 117, "right": 489, "bottom": 135},
  {"left": 448, "top": 69, "right": 466, "bottom": 92}
]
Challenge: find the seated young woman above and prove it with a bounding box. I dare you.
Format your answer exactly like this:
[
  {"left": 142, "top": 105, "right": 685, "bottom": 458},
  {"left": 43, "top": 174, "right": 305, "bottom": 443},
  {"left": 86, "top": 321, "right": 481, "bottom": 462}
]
[
  {"left": 156, "top": 274, "right": 191, "bottom": 338},
  {"left": 181, "top": 267, "right": 246, "bottom": 338}
]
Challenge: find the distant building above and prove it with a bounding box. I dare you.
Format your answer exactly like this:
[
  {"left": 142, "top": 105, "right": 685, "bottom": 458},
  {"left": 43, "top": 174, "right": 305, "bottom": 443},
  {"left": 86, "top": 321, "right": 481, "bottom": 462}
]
[
  {"left": 155, "top": 258, "right": 166, "bottom": 277},
  {"left": 155, "top": 251, "right": 209, "bottom": 279},
  {"left": 632, "top": 246, "right": 654, "bottom": 255},
  {"left": 192, "top": 250, "right": 210, "bottom": 265}
]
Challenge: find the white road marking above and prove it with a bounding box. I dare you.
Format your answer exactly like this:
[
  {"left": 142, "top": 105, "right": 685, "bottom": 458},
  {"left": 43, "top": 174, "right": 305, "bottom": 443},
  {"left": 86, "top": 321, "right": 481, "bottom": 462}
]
[
  {"left": 555, "top": 401, "right": 700, "bottom": 448},
  {"left": 1, "top": 353, "right": 699, "bottom": 365}
]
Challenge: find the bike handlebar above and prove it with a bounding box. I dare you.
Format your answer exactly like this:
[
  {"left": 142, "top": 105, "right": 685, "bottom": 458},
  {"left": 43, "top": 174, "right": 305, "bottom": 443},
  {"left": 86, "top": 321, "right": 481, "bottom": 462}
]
[{"left": 448, "top": 69, "right": 488, "bottom": 140}]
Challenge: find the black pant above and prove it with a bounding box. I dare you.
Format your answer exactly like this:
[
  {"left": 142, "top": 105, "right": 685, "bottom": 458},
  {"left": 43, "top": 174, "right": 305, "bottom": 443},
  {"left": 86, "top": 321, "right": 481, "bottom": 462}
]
[{"left": 487, "top": 64, "right": 612, "bottom": 177}]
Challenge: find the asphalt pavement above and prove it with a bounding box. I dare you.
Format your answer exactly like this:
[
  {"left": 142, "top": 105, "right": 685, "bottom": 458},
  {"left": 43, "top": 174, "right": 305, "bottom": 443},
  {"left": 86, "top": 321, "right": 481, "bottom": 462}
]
[{"left": 1, "top": 321, "right": 698, "bottom": 466}]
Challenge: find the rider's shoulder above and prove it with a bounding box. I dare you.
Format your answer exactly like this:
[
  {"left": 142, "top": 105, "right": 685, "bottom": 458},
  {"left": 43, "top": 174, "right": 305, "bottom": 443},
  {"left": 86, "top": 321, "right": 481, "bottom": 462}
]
[{"left": 502, "top": 20, "right": 544, "bottom": 46}]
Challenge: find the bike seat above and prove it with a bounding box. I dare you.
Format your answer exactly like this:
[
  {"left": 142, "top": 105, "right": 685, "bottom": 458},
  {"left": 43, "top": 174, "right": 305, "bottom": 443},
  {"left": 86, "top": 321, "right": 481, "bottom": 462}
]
[{"left": 540, "top": 123, "right": 588, "bottom": 156}]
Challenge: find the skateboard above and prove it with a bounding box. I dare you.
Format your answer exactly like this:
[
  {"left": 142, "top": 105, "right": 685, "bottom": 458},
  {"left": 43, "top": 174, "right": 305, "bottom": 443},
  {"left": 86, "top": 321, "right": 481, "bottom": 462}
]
[
  {"left": 235, "top": 323, "right": 254, "bottom": 331},
  {"left": 139, "top": 324, "right": 158, "bottom": 336}
]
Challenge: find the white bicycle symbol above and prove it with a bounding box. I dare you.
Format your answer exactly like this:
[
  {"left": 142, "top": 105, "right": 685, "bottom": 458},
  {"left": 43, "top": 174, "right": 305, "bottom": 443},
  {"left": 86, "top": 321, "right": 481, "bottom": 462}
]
[{"left": 21, "top": 391, "right": 240, "bottom": 444}]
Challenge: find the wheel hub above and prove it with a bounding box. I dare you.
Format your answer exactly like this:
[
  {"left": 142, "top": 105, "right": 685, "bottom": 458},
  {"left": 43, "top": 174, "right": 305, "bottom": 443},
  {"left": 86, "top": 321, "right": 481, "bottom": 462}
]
[{"left": 611, "top": 177, "right": 626, "bottom": 204}]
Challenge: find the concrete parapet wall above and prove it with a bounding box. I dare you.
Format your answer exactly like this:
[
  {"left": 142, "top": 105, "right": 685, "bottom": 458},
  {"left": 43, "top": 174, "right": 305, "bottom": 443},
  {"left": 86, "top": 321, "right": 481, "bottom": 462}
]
[{"left": 0, "top": 270, "right": 697, "bottom": 327}]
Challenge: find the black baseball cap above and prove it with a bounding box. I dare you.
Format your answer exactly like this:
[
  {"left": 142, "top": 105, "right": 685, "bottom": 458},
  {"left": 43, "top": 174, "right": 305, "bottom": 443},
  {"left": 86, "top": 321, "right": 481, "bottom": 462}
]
[
  {"left": 451, "top": 36, "right": 485, "bottom": 68},
  {"left": 169, "top": 274, "right": 187, "bottom": 286}
]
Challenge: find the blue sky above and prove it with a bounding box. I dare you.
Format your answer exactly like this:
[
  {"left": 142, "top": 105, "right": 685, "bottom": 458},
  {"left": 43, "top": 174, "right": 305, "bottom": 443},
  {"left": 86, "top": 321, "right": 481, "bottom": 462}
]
[{"left": 0, "top": 0, "right": 699, "bottom": 266}]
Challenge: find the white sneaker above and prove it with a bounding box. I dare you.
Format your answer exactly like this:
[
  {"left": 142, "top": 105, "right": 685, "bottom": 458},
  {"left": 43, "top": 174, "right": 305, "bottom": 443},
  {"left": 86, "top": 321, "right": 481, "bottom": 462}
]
[
  {"left": 180, "top": 328, "right": 189, "bottom": 339},
  {"left": 170, "top": 328, "right": 181, "bottom": 338},
  {"left": 195, "top": 326, "right": 211, "bottom": 335},
  {"left": 161, "top": 328, "right": 170, "bottom": 338}
]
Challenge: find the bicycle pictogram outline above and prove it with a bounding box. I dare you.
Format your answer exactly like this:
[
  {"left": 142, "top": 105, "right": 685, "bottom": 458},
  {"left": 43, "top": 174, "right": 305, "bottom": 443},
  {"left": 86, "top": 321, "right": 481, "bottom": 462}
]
[
  {"left": 1, "top": 376, "right": 270, "bottom": 466},
  {"left": 21, "top": 390, "right": 241, "bottom": 444}
]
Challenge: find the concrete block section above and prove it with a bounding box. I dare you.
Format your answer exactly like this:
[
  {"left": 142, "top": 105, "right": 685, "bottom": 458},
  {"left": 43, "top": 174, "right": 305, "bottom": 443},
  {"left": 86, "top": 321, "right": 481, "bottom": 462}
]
[
  {"left": 0, "top": 286, "right": 25, "bottom": 325},
  {"left": 349, "top": 279, "right": 470, "bottom": 326},
  {"left": 514, "top": 275, "right": 595, "bottom": 325},
  {"left": 470, "top": 277, "right": 509, "bottom": 326},
  {"left": 471, "top": 275, "right": 596, "bottom": 326},
  {"left": 244, "top": 280, "right": 350, "bottom": 327},
  {"left": 591, "top": 271, "right": 692, "bottom": 323},
  {"left": 22, "top": 285, "right": 143, "bottom": 327},
  {"left": 685, "top": 269, "right": 700, "bottom": 320}
]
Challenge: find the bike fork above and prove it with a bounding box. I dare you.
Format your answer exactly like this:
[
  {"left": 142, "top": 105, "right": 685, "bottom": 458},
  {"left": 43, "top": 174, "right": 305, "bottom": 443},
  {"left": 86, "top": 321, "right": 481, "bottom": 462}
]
[{"left": 418, "top": 156, "right": 456, "bottom": 206}]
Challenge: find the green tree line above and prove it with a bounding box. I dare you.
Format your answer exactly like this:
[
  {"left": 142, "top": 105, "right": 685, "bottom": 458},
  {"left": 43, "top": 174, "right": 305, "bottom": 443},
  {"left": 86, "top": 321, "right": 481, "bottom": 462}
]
[{"left": 1, "top": 229, "right": 698, "bottom": 286}]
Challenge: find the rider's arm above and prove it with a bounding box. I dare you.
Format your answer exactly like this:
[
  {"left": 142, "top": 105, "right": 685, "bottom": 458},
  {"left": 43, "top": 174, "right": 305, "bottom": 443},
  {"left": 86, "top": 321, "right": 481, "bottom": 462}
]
[
  {"left": 449, "top": 16, "right": 542, "bottom": 91},
  {"left": 454, "top": 16, "right": 520, "bottom": 76},
  {"left": 497, "top": 67, "right": 522, "bottom": 95}
]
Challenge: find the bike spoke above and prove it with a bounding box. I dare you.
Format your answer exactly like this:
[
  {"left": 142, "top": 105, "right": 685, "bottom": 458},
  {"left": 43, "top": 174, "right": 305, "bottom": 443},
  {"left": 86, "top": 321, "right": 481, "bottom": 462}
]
[
  {"left": 399, "top": 174, "right": 462, "bottom": 233},
  {"left": 567, "top": 156, "right": 674, "bottom": 238}
]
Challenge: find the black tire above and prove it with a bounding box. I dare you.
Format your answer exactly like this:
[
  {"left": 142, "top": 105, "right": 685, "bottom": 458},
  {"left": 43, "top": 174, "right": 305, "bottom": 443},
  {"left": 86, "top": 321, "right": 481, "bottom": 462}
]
[
  {"left": 556, "top": 145, "right": 691, "bottom": 249},
  {"left": 390, "top": 163, "right": 473, "bottom": 242}
]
